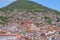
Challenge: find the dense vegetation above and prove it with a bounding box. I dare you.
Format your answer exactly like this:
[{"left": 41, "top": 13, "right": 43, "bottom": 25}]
[
  {"left": 0, "top": 16, "right": 8, "bottom": 25},
  {"left": 44, "top": 16, "right": 52, "bottom": 24}
]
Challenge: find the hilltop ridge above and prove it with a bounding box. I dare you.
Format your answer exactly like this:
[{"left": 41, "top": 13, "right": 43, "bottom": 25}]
[{"left": 0, "top": 0, "right": 60, "bottom": 14}]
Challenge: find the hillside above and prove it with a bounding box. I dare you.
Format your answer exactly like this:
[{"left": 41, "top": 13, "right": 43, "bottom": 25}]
[
  {"left": 0, "top": 0, "right": 60, "bottom": 26},
  {"left": 0, "top": 0, "right": 60, "bottom": 40}
]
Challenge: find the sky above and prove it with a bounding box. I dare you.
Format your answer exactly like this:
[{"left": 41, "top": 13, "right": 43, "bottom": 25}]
[
  {"left": 0, "top": 0, "right": 60, "bottom": 11},
  {"left": 31, "top": 0, "right": 60, "bottom": 11},
  {"left": 0, "top": 0, "right": 16, "bottom": 8}
]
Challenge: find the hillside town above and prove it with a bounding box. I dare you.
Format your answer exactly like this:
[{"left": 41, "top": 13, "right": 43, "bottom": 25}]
[
  {"left": 0, "top": 10, "right": 60, "bottom": 40},
  {"left": 0, "top": 19, "right": 60, "bottom": 40}
]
